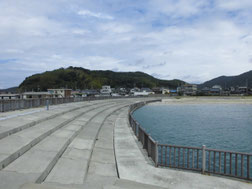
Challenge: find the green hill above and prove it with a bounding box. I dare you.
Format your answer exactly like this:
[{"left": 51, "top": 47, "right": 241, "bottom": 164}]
[
  {"left": 199, "top": 70, "right": 252, "bottom": 89},
  {"left": 0, "top": 87, "right": 18, "bottom": 93},
  {"left": 19, "top": 67, "right": 185, "bottom": 91}
]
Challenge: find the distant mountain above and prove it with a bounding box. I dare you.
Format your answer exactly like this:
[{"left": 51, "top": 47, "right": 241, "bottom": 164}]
[
  {"left": 199, "top": 70, "right": 252, "bottom": 89},
  {"left": 19, "top": 67, "right": 185, "bottom": 92},
  {"left": 0, "top": 87, "right": 18, "bottom": 93}
]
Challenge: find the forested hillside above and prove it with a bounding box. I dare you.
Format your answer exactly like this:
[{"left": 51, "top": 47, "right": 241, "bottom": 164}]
[{"left": 19, "top": 67, "right": 185, "bottom": 91}]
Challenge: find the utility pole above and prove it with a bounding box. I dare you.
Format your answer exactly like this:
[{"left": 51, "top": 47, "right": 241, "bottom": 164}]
[{"left": 246, "top": 79, "right": 249, "bottom": 95}]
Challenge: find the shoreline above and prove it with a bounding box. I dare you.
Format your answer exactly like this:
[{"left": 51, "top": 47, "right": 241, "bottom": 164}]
[{"left": 151, "top": 96, "right": 252, "bottom": 105}]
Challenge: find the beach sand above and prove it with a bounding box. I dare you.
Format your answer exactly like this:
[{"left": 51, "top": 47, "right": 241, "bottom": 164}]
[{"left": 151, "top": 96, "right": 252, "bottom": 105}]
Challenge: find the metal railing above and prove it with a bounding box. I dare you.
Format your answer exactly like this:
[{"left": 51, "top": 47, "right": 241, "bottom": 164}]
[
  {"left": 128, "top": 100, "right": 161, "bottom": 166},
  {"left": 128, "top": 101, "right": 252, "bottom": 181}
]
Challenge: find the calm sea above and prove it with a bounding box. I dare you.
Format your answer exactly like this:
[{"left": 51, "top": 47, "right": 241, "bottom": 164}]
[{"left": 133, "top": 104, "right": 252, "bottom": 153}]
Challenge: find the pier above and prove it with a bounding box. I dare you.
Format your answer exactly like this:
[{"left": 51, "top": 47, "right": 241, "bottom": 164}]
[{"left": 0, "top": 98, "right": 251, "bottom": 189}]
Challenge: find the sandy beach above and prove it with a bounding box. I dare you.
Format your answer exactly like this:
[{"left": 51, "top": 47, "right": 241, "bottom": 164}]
[{"left": 151, "top": 96, "right": 252, "bottom": 105}]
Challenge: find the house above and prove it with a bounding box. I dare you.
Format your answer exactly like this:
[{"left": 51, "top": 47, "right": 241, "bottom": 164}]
[
  {"left": 100, "top": 86, "right": 112, "bottom": 96},
  {"left": 22, "top": 92, "right": 53, "bottom": 99},
  {"left": 178, "top": 84, "right": 197, "bottom": 96},
  {"left": 47, "top": 89, "right": 72, "bottom": 98},
  {"left": 210, "top": 85, "right": 222, "bottom": 96},
  {"left": 133, "top": 88, "right": 154, "bottom": 96},
  {"left": 82, "top": 89, "right": 99, "bottom": 97},
  {"left": 71, "top": 91, "right": 87, "bottom": 97},
  {"left": 152, "top": 87, "right": 169, "bottom": 94},
  {"left": 115, "top": 88, "right": 127, "bottom": 96},
  {"left": 130, "top": 87, "right": 140, "bottom": 94},
  {"left": 0, "top": 94, "right": 21, "bottom": 100},
  {"left": 141, "top": 88, "right": 155, "bottom": 95},
  {"left": 161, "top": 88, "right": 170, "bottom": 94},
  {"left": 201, "top": 87, "right": 210, "bottom": 95},
  {"left": 169, "top": 89, "right": 177, "bottom": 95},
  {"left": 152, "top": 87, "right": 162, "bottom": 94},
  {"left": 133, "top": 91, "right": 149, "bottom": 96},
  {"left": 238, "top": 87, "right": 248, "bottom": 94}
]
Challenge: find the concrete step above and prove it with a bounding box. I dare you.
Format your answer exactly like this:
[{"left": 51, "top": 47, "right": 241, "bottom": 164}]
[
  {"left": 0, "top": 101, "right": 100, "bottom": 140},
  {"left": 0, "top": 102, "right": 113, "bottom": 171},
  {"left": 84, "top": 108, "right": 128, "bottom": 187},
  {"left": 0, "top": 102, "right": 122, "bottom": 189},
  {"left": 44, "top": 104, "right": 130, "bottom": 186}
]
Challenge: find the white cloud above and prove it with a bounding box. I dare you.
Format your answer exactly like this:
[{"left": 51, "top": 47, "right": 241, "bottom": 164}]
[
  {"left": 216, "top": 0, "right": 252, "bottom": 11},
  {"left": 4, "top": 49, "right": 24, "bottom": 54},
  {"left": 99, "top": 23, "right": 133, "bottom": 33},
  {"left": 72, "top": 29, "right": 89, "bottom": 35},
  {"left": 0, "top": 0, "right": 252, "bottom": 88},
  {"left": 134, "top": 19, "right": 252, "bottom": 82},
  {"left": 77, "top": 10, "right": 113, "bottom": 20},
  {"left": 148, "top": 0, "right": 210, "bottom": 18}
]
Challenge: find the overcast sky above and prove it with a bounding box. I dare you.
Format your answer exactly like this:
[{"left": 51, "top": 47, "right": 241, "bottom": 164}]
[{"left": 0, "top": 0, "right": 252, "bottom": 89}]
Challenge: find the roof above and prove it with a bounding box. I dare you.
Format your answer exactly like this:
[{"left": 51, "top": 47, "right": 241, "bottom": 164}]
[
  {"left": 170, "top": 90, "right": 177, "bottom": 92},
  {"left": 210, "top": 88, "right": 221, "bottom": 92},
  {"left": 23, "top": 92, "right": 52, "bottom": 95},
  {"left": 0, "top": 94, "right": 20, "bottom": 97},
  {"left": 47, "top": 89, "right": 72, "bottom": 91},
  {"left": 81, "top": 90, "right": 99, "bottom": 94},
  {"left": 140, "top": 88, "right": 153, "bottom": 92}
]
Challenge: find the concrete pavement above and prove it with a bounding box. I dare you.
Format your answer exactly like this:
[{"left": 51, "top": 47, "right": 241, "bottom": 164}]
[{"left": 0, "top": 98, "right": 251, "bottom": 189}]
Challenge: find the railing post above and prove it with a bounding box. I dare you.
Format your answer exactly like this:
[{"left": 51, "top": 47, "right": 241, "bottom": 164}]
[
  {"left": 155, "top": 142, "right": 159, "bottom": 167},
  {"left": 46, "top": 99, "right": 49, "bottom": 110},
  {"left": 136, "top": 123, "right": 139, "bottom": 138},
  {"left": 1, "top": 101, "right": 4, "bottom": 112},
  {"left": 202, "top": 145, "right": 206, "bottom": 174}
]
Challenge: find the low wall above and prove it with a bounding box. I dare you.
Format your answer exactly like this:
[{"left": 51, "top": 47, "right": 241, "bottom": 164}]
[
  {"left": 0, "top": 96, "right": 131, "bottom": 112},
  {"left": 0, "top": 95, "right": 168, "bottom": 112}
]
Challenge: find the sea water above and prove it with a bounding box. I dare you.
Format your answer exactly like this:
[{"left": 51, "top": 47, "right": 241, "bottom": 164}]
[{"left": 133, "top": 104, "right": 252, "bottom": 153}]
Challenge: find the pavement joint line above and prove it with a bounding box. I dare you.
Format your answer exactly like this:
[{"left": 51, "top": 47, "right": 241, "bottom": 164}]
[
  {"left": 0, "top": 101, "right": 106, "bottom": 140},
  {"left": 113, "top": 107, "right": 131, "bottom": 180},
  {"left": 84, "top": 103, "right": 128, "bottom": 182},
  {"left": 40, "top": 102, "right": 127, "bottom": 184},
  {"left": 84, "top": 103, "right": 132, "bottom": 182},
  {"left": 0, "top": 102, "right": 116, "bottom": 171}
]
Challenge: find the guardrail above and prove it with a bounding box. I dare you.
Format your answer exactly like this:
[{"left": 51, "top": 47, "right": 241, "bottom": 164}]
[
  {"left": 128, "top": 101, "right": 252, "bottom": 181},
  {"left": 128, "top": 100, "right": 161, "bottom": 166},
  {"left": 0, "top": 97, "right": 85, "bottom": 112},
  {"left": 0, "top": 95, "right": 161, "bottom": 112}
]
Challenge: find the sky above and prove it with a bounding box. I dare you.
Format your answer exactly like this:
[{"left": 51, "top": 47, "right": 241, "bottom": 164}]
[{"left": 0, "top": 0, "right": 252, "bottom": 89}]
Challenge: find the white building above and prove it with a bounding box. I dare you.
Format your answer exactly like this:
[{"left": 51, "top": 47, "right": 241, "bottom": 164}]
[
  {"left": 0, "top": 94, "right": 20, "bottom": 100},
  {"left": 133, "top": 88, "right": 154, "bottom": 96},
  {"left": 100, "top": 86, "right": 112, "bottom": 96},
  {"left": 212, "top": 85, "right": 222, "bottom": 90},
  {"left": 22, "top": 92, "right": 52, "bottom": 99},
  {"left": 161, "top": 88, "right": 170, "bottom": 94},
  {"left": 133, "top": 91, "right": 149, "bottom": 96},
  {"left": 47, "top": 89, "right": 72, "bottom": 98},
  {"left": 130, "top": 87, "right": 140, "bottom": 94}
]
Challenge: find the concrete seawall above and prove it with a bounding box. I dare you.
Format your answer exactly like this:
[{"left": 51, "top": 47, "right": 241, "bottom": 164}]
[{"left": 0, "top": 98, "right": 251, "bottom": 189}]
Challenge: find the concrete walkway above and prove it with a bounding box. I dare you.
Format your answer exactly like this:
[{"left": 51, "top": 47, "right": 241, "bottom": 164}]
[
  {"left": 114, "top": 107, "right": 252, "bottom": 189},
  {"left": 0, "top": 98, "right": 251, "bottom": 189}
]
